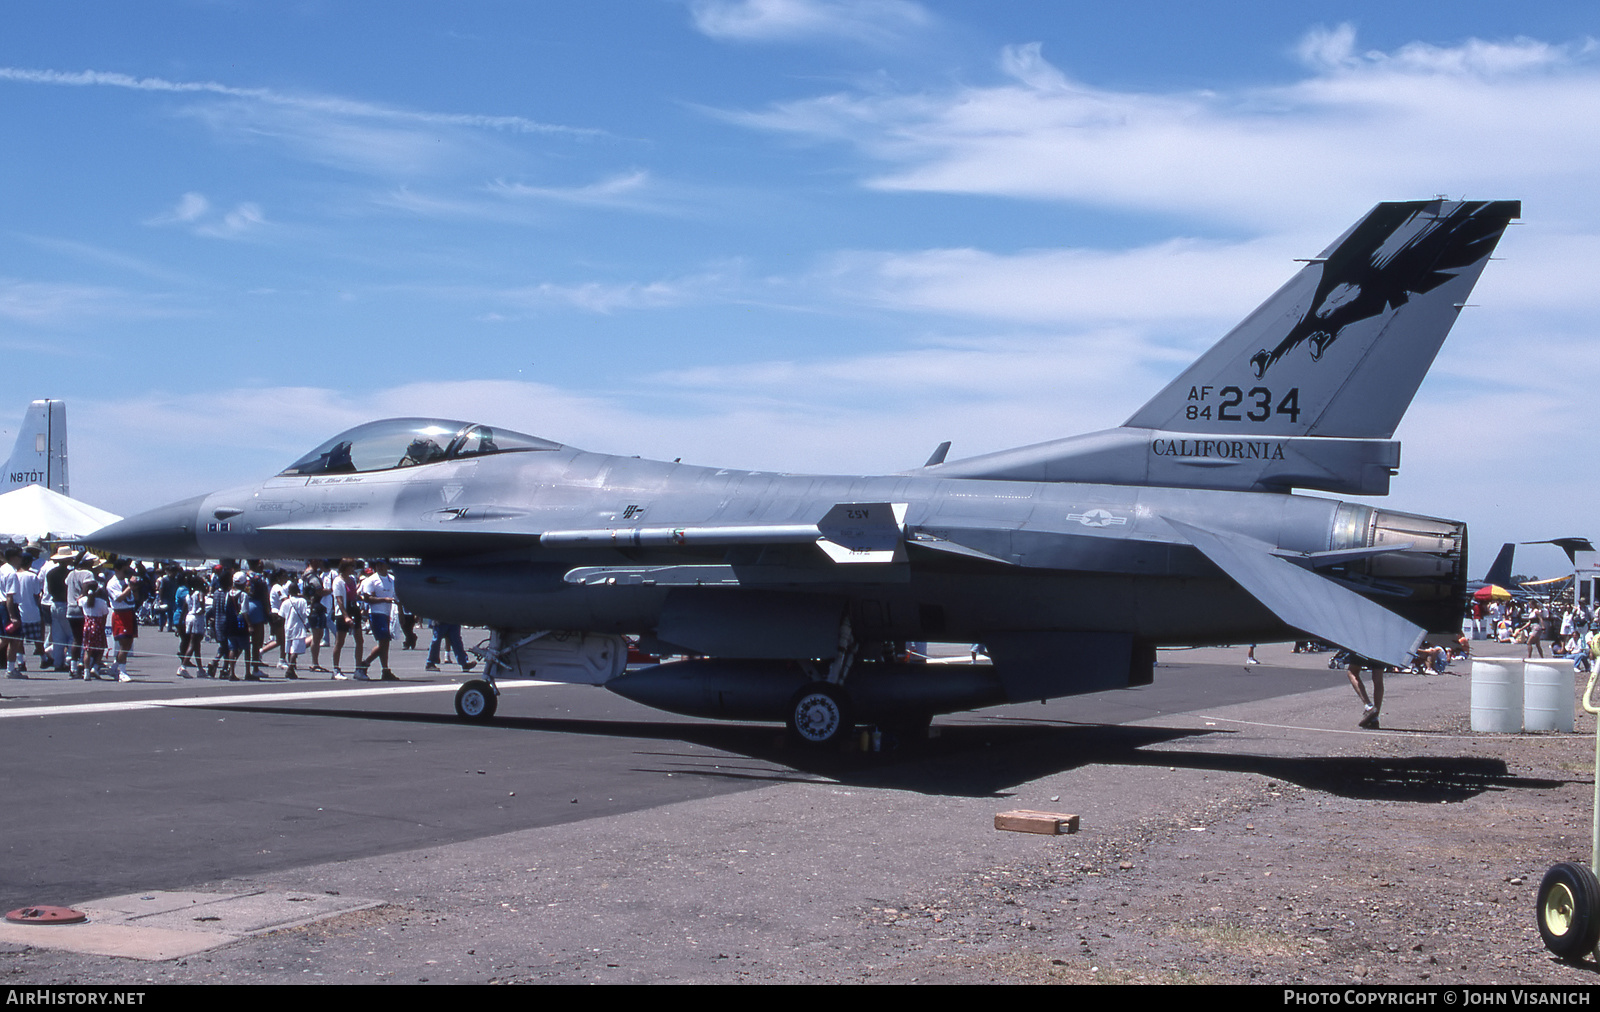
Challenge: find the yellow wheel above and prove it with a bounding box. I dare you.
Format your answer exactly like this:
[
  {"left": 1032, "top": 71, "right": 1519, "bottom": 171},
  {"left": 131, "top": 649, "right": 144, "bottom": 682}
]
[{"left": 1537, "top": 863, "right": 1600, "bottom": 959}]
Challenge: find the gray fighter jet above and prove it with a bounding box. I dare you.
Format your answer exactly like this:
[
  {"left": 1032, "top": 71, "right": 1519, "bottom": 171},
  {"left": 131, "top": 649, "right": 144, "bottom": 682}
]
[{"left": 93, "top": 199, "right": 1519, "bottom": 744}]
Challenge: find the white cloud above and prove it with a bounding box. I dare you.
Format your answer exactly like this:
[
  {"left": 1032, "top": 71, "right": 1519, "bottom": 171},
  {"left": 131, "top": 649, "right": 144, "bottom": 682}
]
[
  {"left": 690, "top": 0, "right": 930, "bottom": 45},
  {"left": 818, "top": 236, "right": 1294, "bottom": 326},
  {"left": 0, "top": 66, "right": 592, "bottom": 137},
  {"left": 12, "top": 234, "right": 190, "bottom": 283},
  {"left": 1297, "top": 21, "right": 1586, "bottom": 75},
  {"left": 722, "top": 29, "right": 1600, "bottom": 228},
  {"left": 494, "top": 264, "right": 735, "bottom": 314},
  {"left": 489, "top": 170, "right": 654, "bottom": 207},
  {"left": 0, "top": 279, "right": 175, "bottom": 326},
  {"left": 147, "top": 192, "right": 268, "bottom": 239},
  {"left": 172, "top": 192, "right": 209, "bottom": 223},
  {"left": 0, "top": 64, "right": 605, "bottom": 183},
  {"left": 505, "top": 279, "right": 694, "bottom": 314}
]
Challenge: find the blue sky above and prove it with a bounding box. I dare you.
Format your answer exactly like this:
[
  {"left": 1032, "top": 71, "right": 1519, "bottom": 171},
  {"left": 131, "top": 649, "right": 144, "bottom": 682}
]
[{"left": 1, "top": 1, "right": 1596, "bottom": 577}]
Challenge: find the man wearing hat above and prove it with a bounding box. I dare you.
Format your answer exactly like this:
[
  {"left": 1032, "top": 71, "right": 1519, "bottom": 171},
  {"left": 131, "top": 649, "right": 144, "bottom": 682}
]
[{"left": 39, "top": 547, "right": 78, "bottom": 671}]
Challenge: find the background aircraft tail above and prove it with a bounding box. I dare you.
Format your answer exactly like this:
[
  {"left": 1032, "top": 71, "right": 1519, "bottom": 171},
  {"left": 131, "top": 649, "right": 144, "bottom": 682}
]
[
  {"left": 1483, "top": 542, "right": 1516, "bottom": 588},
  {"left": 1, "top": 400, "right": 68, "bottom": 497},
  {"left": 1522, "top": 537, "right": 1595, "bottom": 566}
]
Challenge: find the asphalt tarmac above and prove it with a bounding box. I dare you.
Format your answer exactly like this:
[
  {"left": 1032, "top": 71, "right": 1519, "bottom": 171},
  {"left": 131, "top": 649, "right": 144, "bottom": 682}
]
[
  {"left": 0, "top": 635, "right": 1332, "bottom": 907},
  {"left": 9, "top": 633, "right": 1560, "bottom": 984}
]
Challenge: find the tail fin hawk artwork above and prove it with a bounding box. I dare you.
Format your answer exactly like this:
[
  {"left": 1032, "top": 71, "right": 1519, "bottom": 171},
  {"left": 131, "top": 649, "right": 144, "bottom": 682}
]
[{"left": 92, "top": 200, "right": 1518, "bottom": 744}]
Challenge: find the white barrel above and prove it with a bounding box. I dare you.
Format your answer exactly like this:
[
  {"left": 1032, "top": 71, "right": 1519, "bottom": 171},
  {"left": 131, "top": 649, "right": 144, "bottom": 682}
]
[
  {"left": 1523, "top": 658, "right": 1576, "bottom": 732},
  {"left": 1470, "top": 660, "right": 1522, "bottom": 732}
]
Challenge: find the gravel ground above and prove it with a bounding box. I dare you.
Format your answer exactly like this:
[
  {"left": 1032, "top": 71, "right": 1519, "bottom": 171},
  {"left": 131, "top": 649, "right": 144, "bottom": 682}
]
[{"left": 4, "top": 640, "right": 1599, "bottom": 985}]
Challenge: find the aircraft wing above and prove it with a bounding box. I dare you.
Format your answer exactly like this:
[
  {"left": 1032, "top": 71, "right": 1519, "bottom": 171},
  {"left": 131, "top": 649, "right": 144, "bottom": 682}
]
[
  {"left": 1166, "top": 517, "right": 1425, "bottom": 667},
  {"left": 1520, "top": 574, "right": 1574, "bottom": 588}
]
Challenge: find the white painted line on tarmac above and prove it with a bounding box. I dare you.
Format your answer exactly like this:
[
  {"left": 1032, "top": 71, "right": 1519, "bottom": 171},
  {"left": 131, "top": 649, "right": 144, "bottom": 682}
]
[{"left": 0, "top": 679, "right": 559, "bottom": 719}]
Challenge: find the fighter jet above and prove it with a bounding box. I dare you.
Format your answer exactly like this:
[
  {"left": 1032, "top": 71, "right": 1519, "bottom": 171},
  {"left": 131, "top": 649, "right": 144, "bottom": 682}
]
[{"left": 92, "top": 199, "right": 1519, "bottom": 744}]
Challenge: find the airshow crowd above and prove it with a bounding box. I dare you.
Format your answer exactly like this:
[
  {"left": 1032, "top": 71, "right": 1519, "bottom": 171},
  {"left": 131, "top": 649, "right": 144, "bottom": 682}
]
[
  {"left": 2, "top": 550, "right": 478, "bottom": 682},
  {"left": 1470, "top": 597, "right": 1597, "bottom": 664}
]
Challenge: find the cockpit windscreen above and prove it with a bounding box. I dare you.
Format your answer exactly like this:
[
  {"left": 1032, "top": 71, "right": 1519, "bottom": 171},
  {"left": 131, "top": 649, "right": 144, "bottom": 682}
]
[{"left": 279, "top": 418, "right": 560, "bottom": 476}]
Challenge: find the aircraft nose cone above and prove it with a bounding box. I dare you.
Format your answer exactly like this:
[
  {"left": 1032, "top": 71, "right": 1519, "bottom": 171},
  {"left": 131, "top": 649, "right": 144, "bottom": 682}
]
[{"left": 88, "top": 495, "right": 207, "bottom": 559}]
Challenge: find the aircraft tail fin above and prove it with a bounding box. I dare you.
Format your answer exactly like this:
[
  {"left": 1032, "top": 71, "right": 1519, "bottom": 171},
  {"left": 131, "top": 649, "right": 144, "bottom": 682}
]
[
  {"left": 1483, "top": 542, "right": 1515, "bottom": 588},
  {"left": 1125, "top": 199, "right": 1520, "bottom": 439},
  {"left": 930, "top": 200, "right": 1519, "bottom": 495},
  {"left": 1, "top": 400, "right": 67, "bottom": 497}
]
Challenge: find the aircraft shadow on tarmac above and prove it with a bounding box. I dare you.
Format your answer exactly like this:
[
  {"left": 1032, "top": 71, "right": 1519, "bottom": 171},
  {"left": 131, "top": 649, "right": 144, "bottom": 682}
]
[{"left": 184, "top": 701, "right": 1563, "bottom": 804}]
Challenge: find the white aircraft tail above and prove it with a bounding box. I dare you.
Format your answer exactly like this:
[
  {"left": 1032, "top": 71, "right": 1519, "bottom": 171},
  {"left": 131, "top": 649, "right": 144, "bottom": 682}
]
[{"left": 1, "top": 400, "right": 67, "bottom": 497}]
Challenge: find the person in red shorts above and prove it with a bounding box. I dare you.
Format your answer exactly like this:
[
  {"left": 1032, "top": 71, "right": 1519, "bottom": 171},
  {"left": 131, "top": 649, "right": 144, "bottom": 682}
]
[{"left": 107, "top": 559, "right": 139, "bottom": 682}]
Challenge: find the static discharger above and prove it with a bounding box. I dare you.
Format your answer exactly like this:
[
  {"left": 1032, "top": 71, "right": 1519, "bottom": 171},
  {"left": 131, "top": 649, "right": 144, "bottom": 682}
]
[{"left": 994, "top": 810, "right": 1081, "bottom": 835}]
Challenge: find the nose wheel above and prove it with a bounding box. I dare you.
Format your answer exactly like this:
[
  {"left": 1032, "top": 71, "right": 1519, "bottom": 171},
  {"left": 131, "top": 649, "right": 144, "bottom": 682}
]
[{"left": 454, "top": 679, "right": 498, "bottom": 722}]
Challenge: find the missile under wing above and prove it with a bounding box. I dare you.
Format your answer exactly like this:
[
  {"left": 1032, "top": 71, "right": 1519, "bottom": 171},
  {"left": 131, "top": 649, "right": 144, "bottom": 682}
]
[{"left": 92, "top": 200, "right": 1519, "bottom": 744}]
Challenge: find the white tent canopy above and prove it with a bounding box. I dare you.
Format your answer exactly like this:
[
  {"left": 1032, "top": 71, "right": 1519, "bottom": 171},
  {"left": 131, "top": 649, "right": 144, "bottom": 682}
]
[{"left": 0, "top": 484, "right": 121, "bottom": 543}]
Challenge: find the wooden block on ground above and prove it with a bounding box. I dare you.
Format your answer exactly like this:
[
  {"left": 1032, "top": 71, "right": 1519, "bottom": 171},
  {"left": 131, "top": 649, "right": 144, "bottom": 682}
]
[{"left": 994, "top": 810, "right": 1080, "bottom": 835}]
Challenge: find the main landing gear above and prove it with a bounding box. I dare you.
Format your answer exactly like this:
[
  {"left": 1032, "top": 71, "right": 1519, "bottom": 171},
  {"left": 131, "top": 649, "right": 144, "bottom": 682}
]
[
  {"left": 786, "top": 682, "right": 854, "bottom": 746},
  {"left": 784, "top": 614, "right": 865, "bottom": 747}
]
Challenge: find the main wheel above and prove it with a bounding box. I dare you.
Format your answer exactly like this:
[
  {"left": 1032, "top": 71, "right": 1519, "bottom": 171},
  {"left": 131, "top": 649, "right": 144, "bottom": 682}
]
[
  {"left": 1537, "top": 862, "right": 1600, "bottom": 959},
  {"left": 786, "top": 682, "right": 854, "bottom": 747},
  {"left": 454, "top": 679, "right": 498, "bottom": 722}
]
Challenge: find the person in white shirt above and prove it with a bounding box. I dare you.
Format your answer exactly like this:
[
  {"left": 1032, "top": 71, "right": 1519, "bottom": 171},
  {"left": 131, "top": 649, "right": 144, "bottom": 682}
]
[
  {"left": 12, "top": 554, "right": 42, "bottom": 676},
  {"left": 278, "top": 582, "right": 311, "bottom": 680},
  {"left": 106, "top": 560, "right": 138, "bottom": 682},
  {"left": 355, "top": 560, "right": 397, "bottom": 681},
  {"left": 330, "top": 560, "right": 364, "bottom": 678}
]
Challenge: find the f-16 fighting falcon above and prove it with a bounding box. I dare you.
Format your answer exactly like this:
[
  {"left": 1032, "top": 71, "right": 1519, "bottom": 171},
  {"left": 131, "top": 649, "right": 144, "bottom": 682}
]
[{"left": 92, "top": 200, "right": 1519, "bottom": 745}]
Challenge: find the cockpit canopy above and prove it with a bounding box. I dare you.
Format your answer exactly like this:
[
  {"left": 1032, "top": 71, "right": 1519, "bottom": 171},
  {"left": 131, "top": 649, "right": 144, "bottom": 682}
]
[{"left": 279, "top": 418, "right": 561, "bottom": 476}]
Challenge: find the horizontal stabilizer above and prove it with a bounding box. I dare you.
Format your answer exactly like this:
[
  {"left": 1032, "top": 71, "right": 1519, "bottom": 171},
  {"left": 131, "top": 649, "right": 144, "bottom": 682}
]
[
  {"left": 1522, "top": 538, "right": 1596, "bottom": 565},
  {"left": 1167, "top": 517, "right": 1424, "bottom": 667},
  {"left": 1273, "top": 542, "right": 1414, "bottom": 570}
]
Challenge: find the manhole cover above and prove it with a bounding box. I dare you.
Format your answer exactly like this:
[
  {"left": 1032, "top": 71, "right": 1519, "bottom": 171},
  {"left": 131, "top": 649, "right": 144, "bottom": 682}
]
[{"left": 6, "top": 906, "right": 87, "bottom": 925}]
